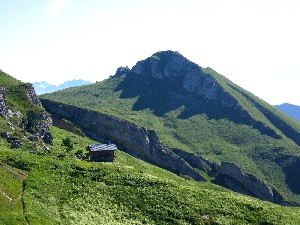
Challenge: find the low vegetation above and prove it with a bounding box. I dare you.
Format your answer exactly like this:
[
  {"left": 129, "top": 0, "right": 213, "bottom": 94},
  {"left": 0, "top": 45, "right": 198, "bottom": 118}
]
[
  {"left": 1, "top": 126, "right": 300, "bottom": 224},
  {"left": 42, "top": 70, "right": 300, "bottom": 203}
]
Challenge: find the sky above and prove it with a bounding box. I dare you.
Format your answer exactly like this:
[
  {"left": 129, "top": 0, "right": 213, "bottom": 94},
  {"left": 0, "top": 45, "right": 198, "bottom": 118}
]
[{"left": 0, "top": 0, "right": 299, "bottom": 105}]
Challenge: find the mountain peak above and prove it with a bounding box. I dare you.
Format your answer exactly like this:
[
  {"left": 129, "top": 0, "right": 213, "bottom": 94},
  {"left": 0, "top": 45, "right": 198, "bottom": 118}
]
[
  {"left": 131, "top": 50, "right": 200, "bottom": 80},
  {"left": 129, "top": 50, "right": 238, "bottom": 108}
]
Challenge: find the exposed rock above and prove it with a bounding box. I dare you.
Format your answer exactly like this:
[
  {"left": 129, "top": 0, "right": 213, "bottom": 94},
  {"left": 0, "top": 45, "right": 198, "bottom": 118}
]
[
  {"left": 131, "top": 51, "right": 239, "bottom": 108},
  {"left": 29, "top": 135, "right": 40, "bottom": 142},
  {"left": 0, "top": 86, "right": 9, "bottom": 119},
  {"left": 0, "top": 86, "right": 24, "bottom": 124},
  {"left": 41, "top": 99, "right": 206, "bottom": 181},
  {"left": 172, "top": 148, "right": 222, "bottom": 176},
  {"left": 1, "top": 82, "right": 53, "bottom": 146},
  {"left": 1, "top": 132, "right": 12, "bottom": 139},
  {"left": 42, "top": 131, "right": 53, "bottom": 145},
  {"left": 11, "top": 139, "right": 23, "bottom": 148},
  {"left": 26, "top": 110, "right": 52, "bottom": 137},
  {"left": 220, "top": 162, "right": 283, "bottom": 203},
  {"left": 114, "top": 66, "right": 130, "bottom": 77},
  {"left": 171, "top": 148, "right": 284, "bottom": 203},
  {"left": 172, "top": 148, "right": 210, "bottom": 172},
  {"left": 27, "top": 84, "right": 41, "bottom": 105}
]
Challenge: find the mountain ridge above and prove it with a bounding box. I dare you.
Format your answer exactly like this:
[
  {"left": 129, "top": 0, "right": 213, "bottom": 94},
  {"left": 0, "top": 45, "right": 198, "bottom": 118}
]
[
  {"left": 41, "top": 50, "right": 300, "bottom": 204},
  {"left": 2, "top": 64, "right": 300, "bottom": 224}
]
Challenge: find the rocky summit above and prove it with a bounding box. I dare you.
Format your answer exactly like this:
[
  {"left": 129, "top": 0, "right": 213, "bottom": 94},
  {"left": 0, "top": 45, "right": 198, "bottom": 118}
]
[{"left": 131, "top": 51, "right": 238, "bottom": 107}]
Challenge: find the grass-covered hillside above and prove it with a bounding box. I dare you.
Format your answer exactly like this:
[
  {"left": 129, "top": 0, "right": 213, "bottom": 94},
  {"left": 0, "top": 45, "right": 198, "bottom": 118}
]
[
  {"left": 0, "top": 70, "right": 50, "bottom": 136},
  {"left": 41, "top": 51, "right": 300, "bottom": 204},
  {"left": 1, "top": 126, "right": 300, "bottom": 225},
  {"left": 0, "top": 70, "right": 40, "bottom": 113}
]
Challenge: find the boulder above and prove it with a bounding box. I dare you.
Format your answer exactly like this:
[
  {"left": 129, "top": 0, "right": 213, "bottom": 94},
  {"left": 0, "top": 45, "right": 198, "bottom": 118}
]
[
  {"left": 29, "top": 135, "right": 40, "bottom": 142},
  {"left": 0, "top": 86, "right": 9, "bottom": 119},
  {"left": 1, "top": 132, "right": 12, "bottom": 139},
  {"left": 43, "top": 131, "right": 53, "bottom": 145},
  {"left": 11, "top": 140, "right": 23, "bottom": 148},
  {"left": 26, "top": 84, "right": 41, "bottom": 105}
]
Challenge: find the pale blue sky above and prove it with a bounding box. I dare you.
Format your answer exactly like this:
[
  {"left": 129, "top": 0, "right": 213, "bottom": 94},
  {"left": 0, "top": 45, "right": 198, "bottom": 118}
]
[{"left": 0, "top": 0, "right": 299, "bottom": 105}]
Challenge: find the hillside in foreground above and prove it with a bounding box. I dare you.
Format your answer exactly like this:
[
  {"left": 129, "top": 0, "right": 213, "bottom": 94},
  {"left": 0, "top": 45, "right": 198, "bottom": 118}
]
[
  {"left": 41, "top": 50, "right": 300, "bottom": 204},
  {"left": 1, "top": 126, "right": 300, "bottom": 225}
]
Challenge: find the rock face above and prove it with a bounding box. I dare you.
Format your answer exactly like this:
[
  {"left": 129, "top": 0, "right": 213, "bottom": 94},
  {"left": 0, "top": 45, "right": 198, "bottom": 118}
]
[
  {"left": 27, "top": 85, "right": 41, "bottom": 105},
  {"left": 172, "top": 148, "right": 220, "bottom": 175},
  {"left": 42, "top": 131, "right": 53, "bottom": 145},
  {"left": 131, "top": 51, "right": 239, "bottom": 108},
  {"left": 0, "top": 81, "right": 52, "bottom": 146},
  {"left": 114, "top": 66, "right": 130, "bottom": 77},
  {"left": 0, "top": 86, "right": 9, "bottom": 119},
  {"left": 41, "top": 99, "right": 205, "bottom": 181},
  {"left": 220, "top": 162, "right": 283, "bottom": 203}
]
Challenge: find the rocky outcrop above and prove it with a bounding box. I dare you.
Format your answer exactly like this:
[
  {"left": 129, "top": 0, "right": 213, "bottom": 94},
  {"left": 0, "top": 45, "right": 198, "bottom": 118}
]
[
  {"left": 0, "top": 86, "right": 9, "bottom": 119},
  {"left": 172, "top": 148, "right": 284, "bottom": 203},
  {"left": 0, "top": 81, "right": 52, "bottom": 146},
  {"left": 0, "top": 86, "right": 26, "bottom": 128},
  {"left": 27, "top": 84, "right": 41, "bottom": 105},
  {"left": 131, "top": 51, "right": 239, "bottom": 108},
  {"left": 42, "top": 131, "right": 53, "bottom": 145},
  {"left": 114, "top": 66, "right": 130, "bottom": 78},
  {"left": 220, "top": 162, "right": 283, "bottom": 203},
  {"left": 41, "top": 99, "right": 205, "bottom": 181},
  {"left": 172, "top": 148, "right": 219, "bottom": 175}
]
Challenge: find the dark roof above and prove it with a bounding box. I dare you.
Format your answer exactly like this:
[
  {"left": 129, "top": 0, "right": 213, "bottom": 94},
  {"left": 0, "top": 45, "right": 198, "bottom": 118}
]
[{"left": 89, "top": 144, "right": 117, "bottom": 151}]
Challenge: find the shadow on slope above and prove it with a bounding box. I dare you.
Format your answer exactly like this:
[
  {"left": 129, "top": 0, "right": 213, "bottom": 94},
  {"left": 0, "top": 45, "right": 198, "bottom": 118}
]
[
  {"left": 114, "top": 72, "right": 250, "bottom": 123},
  {"left": 228, "top": 84, "right": 300, "bottom": 145},
  {"left": 114, "top": 73, "right": 282, "bottom": 142},
  {"left": 276, "top": 155, "right": 300, "bottom": 194}
]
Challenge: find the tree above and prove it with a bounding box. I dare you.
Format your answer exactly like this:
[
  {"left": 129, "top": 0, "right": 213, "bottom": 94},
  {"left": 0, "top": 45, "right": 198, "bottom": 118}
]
[{"left": 62, "top": 136, "right": 74, "bottom": 152}]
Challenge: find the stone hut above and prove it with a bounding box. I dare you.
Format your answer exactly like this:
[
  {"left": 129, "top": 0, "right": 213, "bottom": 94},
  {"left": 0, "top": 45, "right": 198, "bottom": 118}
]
[{"left": 87, "top": 144, "right": 117, "bottom": 162}]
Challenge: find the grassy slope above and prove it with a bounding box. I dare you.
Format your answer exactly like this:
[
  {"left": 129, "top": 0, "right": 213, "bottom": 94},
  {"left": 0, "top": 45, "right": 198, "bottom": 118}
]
[
  {"left": 0, "top": 71, "right": 46, "bottom": 135},
  {"left": 0, "top": 71, "right": 32, "bottom": 112},
  {"left": 41, "top": 71, "right": 300, "bottom": 203},
  {"left": 1, "top": 126, "right": 300, "bottom": 225},
  {"left": 206, "top": 67, "right": 300, "bottom": 143}
]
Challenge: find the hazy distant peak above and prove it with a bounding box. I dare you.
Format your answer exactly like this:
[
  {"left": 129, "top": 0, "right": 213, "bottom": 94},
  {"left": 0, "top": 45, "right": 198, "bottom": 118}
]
[
  {"left": 33, "top": 79, "right": 93, "bottom": 95},
  {"left": 275, "top": 103, "right": 300, "bottom": 121}
]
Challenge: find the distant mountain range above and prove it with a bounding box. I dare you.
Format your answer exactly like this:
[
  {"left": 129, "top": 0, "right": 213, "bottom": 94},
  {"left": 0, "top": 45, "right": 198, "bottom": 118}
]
[
  {"left": 33, "top": 79, "right": 93, "bottom": 95},
  {"left": 275, "top": 103, "right": 300, "bottom": 121}
]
